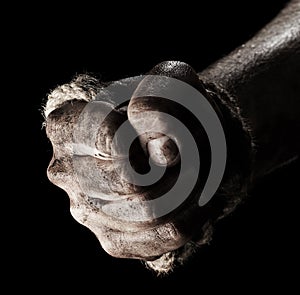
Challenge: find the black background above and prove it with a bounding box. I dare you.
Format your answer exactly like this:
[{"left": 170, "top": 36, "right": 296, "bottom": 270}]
[{"left": 22, "top": 0, "right": 299, "bottom": 292}]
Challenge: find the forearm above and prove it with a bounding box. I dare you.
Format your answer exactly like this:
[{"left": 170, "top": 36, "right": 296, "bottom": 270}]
[{"left": 199, "top": 0, "right": 300, "bottom": 178}]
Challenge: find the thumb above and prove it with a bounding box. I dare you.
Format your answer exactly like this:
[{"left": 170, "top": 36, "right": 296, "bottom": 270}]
[{"left": 127, "top": 61, "right": 204, "bottom": 167}]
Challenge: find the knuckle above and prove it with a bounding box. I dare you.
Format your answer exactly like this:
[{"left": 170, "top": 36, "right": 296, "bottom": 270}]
[{"left": 47, "top": 157, "right": 75, "bottom": 189}]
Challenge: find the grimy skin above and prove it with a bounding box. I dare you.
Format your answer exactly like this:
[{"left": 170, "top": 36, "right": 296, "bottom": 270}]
[{"left": 45, "top": 0, "right": 300, "bottom": 274}]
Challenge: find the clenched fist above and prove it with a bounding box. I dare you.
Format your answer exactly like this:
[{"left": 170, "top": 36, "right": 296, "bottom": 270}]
[
  {"left": 45, "top": 62, "right": 235, "bottom": 273},
  {"left": 44, "top": 0, "right": 300, "bottom": 275}
]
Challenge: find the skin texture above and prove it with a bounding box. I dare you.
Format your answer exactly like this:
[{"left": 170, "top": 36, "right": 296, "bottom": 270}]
[
  {"left": 199, "top": 0, "right": 300, "bottom": 178},
  {"left": 45, "top": 0, "right": 300, "bottom": 274},
  {"left": 45, "top": 73, "right": 219, "bottom": 260}
]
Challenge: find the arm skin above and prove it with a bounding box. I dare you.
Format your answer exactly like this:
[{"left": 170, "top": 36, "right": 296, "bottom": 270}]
[
  {"left": 45, "top": 0, "right": 300, "bottom": 274},
  {"left": 198, "top": 0, "right": 300, "bottom": 179}
]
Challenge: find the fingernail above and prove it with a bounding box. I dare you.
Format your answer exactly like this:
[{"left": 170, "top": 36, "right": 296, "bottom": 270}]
[{"left": 147, "top": 136, "right": 180, "bottom": 167}]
